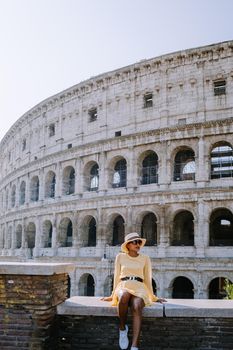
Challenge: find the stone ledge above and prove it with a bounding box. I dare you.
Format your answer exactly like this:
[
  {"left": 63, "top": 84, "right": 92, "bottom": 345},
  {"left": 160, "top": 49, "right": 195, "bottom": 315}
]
[
  {"left": 164, "top": 298, "right": 233, "bottom": 317},
  {"left": 57, "top": 296, "right": 164, "bottom": 317},
  {"left": 0, "top": 261, "right": 75, "bottom": 275},
  {"left": 57, "top": 296, "right": 233, "bottom": 318}
]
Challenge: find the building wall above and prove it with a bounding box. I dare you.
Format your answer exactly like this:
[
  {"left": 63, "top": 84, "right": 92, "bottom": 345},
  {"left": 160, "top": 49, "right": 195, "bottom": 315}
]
[{"left": 1, "top": 41, "right": 233, "bottom": 299}]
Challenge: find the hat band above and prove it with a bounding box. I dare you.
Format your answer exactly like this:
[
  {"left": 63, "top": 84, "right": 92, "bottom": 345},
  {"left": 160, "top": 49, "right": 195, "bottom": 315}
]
[{"left": 125, "top": 236, "right": 142, "bottom": 242}]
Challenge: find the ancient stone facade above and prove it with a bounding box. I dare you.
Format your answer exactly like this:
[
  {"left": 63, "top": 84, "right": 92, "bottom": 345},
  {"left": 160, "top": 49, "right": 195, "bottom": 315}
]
[{"left": 0, "top": 41, "right": 233, "bottom": 299}]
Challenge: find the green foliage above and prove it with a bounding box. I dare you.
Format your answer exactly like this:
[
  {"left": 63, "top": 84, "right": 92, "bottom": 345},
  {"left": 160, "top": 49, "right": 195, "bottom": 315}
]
[{"left": 224, "top": 279, "right": 233, "bottom": 300}]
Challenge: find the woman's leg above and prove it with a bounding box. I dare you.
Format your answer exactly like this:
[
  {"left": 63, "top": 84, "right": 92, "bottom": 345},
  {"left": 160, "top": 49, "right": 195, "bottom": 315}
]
[
  {"left": 130, "top": 296, "right": 145, "bottom": 347},
  {"left": 118, "top": 290, "right": 132, "bottom": 330}
]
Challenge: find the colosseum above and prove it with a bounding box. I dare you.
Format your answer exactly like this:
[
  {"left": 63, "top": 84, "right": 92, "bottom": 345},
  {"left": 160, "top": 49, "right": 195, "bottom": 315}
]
[{"left": 0, "top": 40, "right": 233, "bottom": 300}]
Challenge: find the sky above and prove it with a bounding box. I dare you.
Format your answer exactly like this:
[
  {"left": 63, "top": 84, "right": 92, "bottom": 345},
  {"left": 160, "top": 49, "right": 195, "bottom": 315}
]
[{"left": 0, "top": 0, "right": 232, "bottom": 141}]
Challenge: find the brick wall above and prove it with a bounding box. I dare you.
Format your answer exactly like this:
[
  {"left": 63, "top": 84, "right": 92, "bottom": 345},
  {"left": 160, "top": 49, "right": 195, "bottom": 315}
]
[
  {"left": 55, "top": 315, "right": 233, "bottom": 350},
  {"left": 0, "top": 270, "right": 69, "bottom": 350}
]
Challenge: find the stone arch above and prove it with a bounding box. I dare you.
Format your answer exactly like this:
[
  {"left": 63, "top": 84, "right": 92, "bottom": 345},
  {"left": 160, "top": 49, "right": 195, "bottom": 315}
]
[
  {"left": 16, "top": 224, "right": 22, "bottom": 249},
  {"left": 208, "top": 277, "right": 232, "bottom": 299},
  {"left": 42, "top": 220, "right": 53, "bottom": 248},
  {"left": 30, "top": 176, "right": 39, "bottom": 202},
  {"left": 26, "top": 222, "right": 36, "bottom": 249},
  {"left": 58, "top": 217, "right": 73, "bottom": 247},
  {"left": 173, "top": 146, "right": 195, "bottom": 181},
  {"left": 171, "top": 210, "right": 194, "bottom": 246},
  {"left": 171, "top": 276, "right": 194, "bottom": 299},
  {"left": 108, "top": 156, "right": 127, "bottom": 188},
  {"left": 139, "top": 150, "right": 159, "bottom": 185},
  {"left": 11, "top": 185, "right": 16, "bottom": 208},
  {"left": 62, "top": 166, "right": 75, "bottom": 195},
  {"left": 83, "top": 161, "right": 99, "bottom": 192},
  {"left": 79, "top": 215, "right": 97, "bottom": 247},
  {"left": 210, "top": 141, "right": 233, "bottom": 179},
  {"left": 140, "top": 212, "right": 157, "bottom": 246},
  {"left": 19, "top": 181, "right": 26, "bottom": 205},
  {"left": 209, "top": 208, "right": 233, "bottom": 246},
  {"left": 45, "top": 171, "right": 56, "bottom": 198},
  {"left": 78, "top": 273, "right": 95, "bottom": 296}
]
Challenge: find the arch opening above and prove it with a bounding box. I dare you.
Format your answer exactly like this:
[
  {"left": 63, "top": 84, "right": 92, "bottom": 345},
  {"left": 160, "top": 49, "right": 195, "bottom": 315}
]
[
  {"left": 19, "top": 181, "right": 26, "bottom": 205},
  {"left": 172, "top": 276, "right": 194, "bottom": 298},
  {"left": 173, "top": 149, "right": 195, "bottom": 181},
  {"left": 45, "top": 171, "right": 56, "bottom": 198},
  {"left": 208, "top": 277, "right": 231, "bottom": 299},
  {"left": 16, "top": 224, "right": 22, "bottom": 249},
  {"left": 112, "top": 215, "right": 125, "bottom": 245},
  {"left": 42, "top": 220, "right": 53, "bottom": 248},
  {"left": 141, "top": 213, "right": 157, "bottom": 245},
  {"left": 211, "top": 143, "right": 233, "bottom": 179},
  {"left": 171, "top": 210, "right": 194, "bottom": 246},
  {"left": 78, "top": 274, "right": 95, "bottom": 296},
  {"left": 209, "top": 208, "right": 233, "bottom": 246},
  {"left": 112, "top": 159, "right": 127, "bottom": 188},
  {"left": 58, "top": 218, "right": 73, "bottom": 247},
  {"left": 30, "top": 176, "right": 39, "bottom": 202},
  {"left": 62, "top": 167, "right": 75, "bottom": 195},
  {"left": 141, "top": 152, "right": 158, "bottom": 185}
]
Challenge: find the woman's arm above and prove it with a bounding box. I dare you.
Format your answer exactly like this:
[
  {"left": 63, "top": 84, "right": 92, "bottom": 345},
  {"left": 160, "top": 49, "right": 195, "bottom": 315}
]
[{"left": 144, "top": 255, "right": 159, "bottom": 302}]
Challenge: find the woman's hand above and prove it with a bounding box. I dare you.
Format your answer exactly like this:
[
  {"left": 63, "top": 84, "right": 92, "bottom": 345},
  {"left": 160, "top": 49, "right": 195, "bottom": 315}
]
[
  {"left": 100, "top": 296, "right": 113, "bottom": 302},
  {"left": 156, "top": 297, "right": 167, "bottom": 303}
]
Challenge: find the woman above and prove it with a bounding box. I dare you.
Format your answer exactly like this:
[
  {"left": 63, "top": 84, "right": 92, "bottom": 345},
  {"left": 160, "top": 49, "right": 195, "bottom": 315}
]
[{"left": 101, "top": 232, "right": 166, "bottom": 350}]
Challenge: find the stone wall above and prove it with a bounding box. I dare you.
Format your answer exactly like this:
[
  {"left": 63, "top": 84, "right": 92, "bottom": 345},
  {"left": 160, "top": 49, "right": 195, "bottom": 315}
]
[
  {"left": 0, "top": 40, "right": 233, "bottom": 301},
  {"left": 55, "top": 315, "right": 233, "bottom": 350},
  {"left": 0, "top": 262, "right": 75, "bottom": 350},
  {"left": 55, "top": 296, "right": 233, "bottom": 350}
]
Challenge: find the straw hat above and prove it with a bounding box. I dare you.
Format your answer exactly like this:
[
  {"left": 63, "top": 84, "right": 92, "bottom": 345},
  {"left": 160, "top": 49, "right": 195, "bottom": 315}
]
[{"left": 121, "top": 232, "right": 146, "bottom": 253}]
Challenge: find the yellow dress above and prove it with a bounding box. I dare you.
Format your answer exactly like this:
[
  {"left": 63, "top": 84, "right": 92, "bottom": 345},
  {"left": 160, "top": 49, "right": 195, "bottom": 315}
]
[{"left": 111, "top": 252, "right": 158, "bottom": 306}]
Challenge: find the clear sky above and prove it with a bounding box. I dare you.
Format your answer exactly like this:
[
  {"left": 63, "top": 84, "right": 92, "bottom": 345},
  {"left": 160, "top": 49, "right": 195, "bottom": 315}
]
[{"left": 0, "top": 0, "right": 232, "bottom": 141}]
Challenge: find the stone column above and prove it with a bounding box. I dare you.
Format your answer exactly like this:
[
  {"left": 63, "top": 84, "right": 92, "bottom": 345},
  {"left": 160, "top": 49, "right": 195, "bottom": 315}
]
[
  {"left": 25, "top": 173, "right": 30, "bottom": 204},
  {"left": 39, "top": 168, "right": 44, "bottom": 201},
  {"left": 75, "top": 157, "right": 83, "bottom": 195},
  {"left": 71, "top": 213, "right": 79, "bottom": 249},
  {"left": 15, "top": 178, "right": 20, "bottom": 208},
  {"left": 196, "top": 272, "right": 208, "bottom": 299},
  {"left": 4, "top": 222, "right": 7, "bottom": 249},
  {"left": 127, "top": 147, "right": 137, "bottom": 190},
  {"left": 33, "top": 217, "right": 41, "bottom": 257},
  {"left": 51, "top": 214, "right": 59, "bottom": 257},
  {"left": 158, "top": 141, "right": 169, "bottom": 187},
  {"left": 195, "top": 200, "right": 209, "bottom": 257},
  {"left": 55, "top": 161, "right": 62, "bottom": 197},
  {"left": 11, "top": 221, "right": 16, "bottom": 250},
  {"left": 125, "top": 206, "right": 133, "bottom": 234},
  {"left": 157, "top": 205, "right": 168, "bottom": 257},
  {"left": 196, "top": 136, "right": 208, "bottom": 184},
  {"left": 98, "top": 151, "right": 107, "bottom": 194},
  {"left": 95, "top": 269, "right": 104, "bottom": 296},
  {"left": 21, "top": 219, "right": 27, "bottom": 249},
  {"left": 197, "top": 289, "right": 209, "bottom": 299}
]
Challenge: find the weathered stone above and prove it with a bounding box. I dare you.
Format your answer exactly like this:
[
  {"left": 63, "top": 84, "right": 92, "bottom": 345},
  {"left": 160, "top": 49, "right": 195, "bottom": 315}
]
[{"left": 0, "top": 41, "right": 233, "bottom": 299}]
